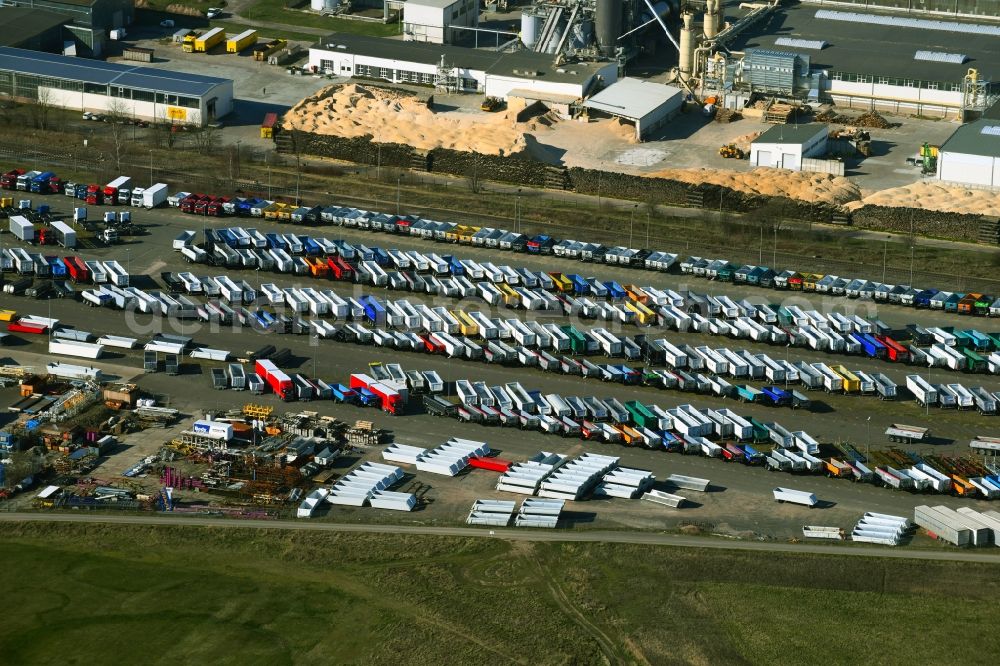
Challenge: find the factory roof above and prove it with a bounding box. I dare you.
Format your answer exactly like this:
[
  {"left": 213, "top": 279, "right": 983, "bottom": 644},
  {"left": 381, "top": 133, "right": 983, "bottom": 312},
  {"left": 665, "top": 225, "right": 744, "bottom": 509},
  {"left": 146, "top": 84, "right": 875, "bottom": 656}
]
[
  {"left": 0, "top": 47, "right": 230, "bottom": 97},
  {"left": 939, "top": 119, "right": 1000, "bottom": 158},
  {"left": 314, "top": 33, "right": 610, "bottom": 84},
  {"left": 583, "top": 77, "right": 684, "bottom": 120},
  {"left": 0, "top": 8, "right": 69, "bottom": 46},
  {"left": 731, "top": 4, "right": 1000, "bottom": 82},
  {"left": 752, "top": 123, "right": 829, "bottom": 146},
  {"left": 404, "top": 0, "right": 460, "bottom": 7},
  {"left": 36, "top": 0, "right": 98, "bottom": 6}
]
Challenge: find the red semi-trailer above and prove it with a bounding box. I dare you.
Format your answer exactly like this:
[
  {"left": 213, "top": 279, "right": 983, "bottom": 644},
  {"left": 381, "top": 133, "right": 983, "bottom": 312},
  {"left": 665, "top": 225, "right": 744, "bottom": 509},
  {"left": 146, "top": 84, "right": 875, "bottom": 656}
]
[
  {"left": 255, "top": 359, "right": 293, "bottom": 400},
  {"left": 8, "top": 321, "right": 47, "bottom": 334},
  {"left": 64, "top": 256, "right": 90, "bottom": 283},
  {"left": 350, "top": 373, "right": 404, "bottom": 414},
  {"left": 368, "top": 382, "right": 403, "bottom": 414}
]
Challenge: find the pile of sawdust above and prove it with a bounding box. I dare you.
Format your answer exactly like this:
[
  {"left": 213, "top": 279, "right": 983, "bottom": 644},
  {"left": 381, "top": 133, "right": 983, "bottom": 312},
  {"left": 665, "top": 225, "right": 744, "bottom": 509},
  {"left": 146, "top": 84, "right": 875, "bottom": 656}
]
[
  {"left": 643, "top": 167, "right": 862, "bottom": 206},
  {"left": 845, "top": 181, "right": 1000, "bottom": 216},
  {"left": 731, "top": 131, "right": 762, "bottom": 150},
  {"left": 283, "top": 84, "right": 535, "bottom": 156}
]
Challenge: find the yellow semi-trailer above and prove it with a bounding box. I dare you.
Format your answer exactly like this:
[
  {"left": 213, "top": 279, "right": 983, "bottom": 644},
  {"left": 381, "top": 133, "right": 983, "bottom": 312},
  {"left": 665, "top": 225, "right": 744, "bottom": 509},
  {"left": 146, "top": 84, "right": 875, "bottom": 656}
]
[
  {"left": 195, "top": 27, "right": 226, "bottom": 52},
  {"left": 226, "top": 29, "right": 257, "bottom": 53}
]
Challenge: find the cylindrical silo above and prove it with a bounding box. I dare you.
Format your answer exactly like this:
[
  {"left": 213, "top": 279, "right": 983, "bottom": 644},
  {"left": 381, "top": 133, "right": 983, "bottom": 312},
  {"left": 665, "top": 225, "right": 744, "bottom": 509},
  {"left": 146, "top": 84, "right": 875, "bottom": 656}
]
[
  {"left": 679, "top": 10, "right": 695, "bottom": 79},
  {"left": 704, "top": 0, "right": 718, "bottom": 39},
  {"left": 310, "top": 0, "right": 324, "bottom": 10},
  {"left": 521, "top": 11, "right": 542, "bottom": 49},
  {"left": 595, "top": 0, "right": 623, "bottom": 57}
]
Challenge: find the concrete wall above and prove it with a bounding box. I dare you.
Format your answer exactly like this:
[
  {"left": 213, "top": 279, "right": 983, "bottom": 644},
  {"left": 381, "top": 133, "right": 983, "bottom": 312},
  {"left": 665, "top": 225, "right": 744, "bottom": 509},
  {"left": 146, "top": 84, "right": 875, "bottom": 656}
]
[
  {"left": 485, "top": 75, "right": 586, "bottom": 100},
  {"left": 939, "top": 151, "right": 999, "bottom": 187},
  {"left": 751, "top": 142, "right": 803, "bottom": 169},
  {"left": 636, "top": 93, "right": 683, "bottom": 140}
]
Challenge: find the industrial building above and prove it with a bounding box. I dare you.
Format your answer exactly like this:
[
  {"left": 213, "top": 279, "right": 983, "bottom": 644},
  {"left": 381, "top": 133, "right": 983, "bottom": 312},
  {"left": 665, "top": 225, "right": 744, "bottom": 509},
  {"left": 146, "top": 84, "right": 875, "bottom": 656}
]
[
  {"left": 0, "top": 47, "right": 234, "bottom": 126},
  {"left": 309, "top": 33, "right": 617, "bottom": 100},
  {"left": 583, "top": 77, "right": 683, "bottom": 140},
  {"left": 936, "top": 104, "right": 1000, "bottom": 187},
  {"left": 0, "top": 0, "right": 134, "bottom": 56},
  {"left": 508, "top": 0, "right": 998, "bottom": 120},
  {"left": 708, "top": 2, "right": 999, "bottom": 119},
  {"left": 402, "top": 0, "right": 478, "bottom": 44},
  {"left": 749, "top": 123, "right": 829, "bottom": 171},
  {"left": 0, "top": 8, "right": 71, "bottom": 52}
]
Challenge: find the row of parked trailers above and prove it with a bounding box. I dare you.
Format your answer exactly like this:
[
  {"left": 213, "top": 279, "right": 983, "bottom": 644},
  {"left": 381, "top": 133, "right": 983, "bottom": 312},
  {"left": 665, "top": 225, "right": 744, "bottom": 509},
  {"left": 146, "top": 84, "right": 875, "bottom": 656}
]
[
  {"left": 410, "top": 368, "right": 1000, "bottom": 498},
  {"left": 679, "top": 256, "right": 1000, "bottom": 316},
  {"left": 160, "top": 187, "right": 990, "bottom": 317},
  {"left": 14, "top": 165, "right": 996, "bottom": 315},
  {"left": 914, "top": 505, "right": 1000, "bottom": 547},
  {"left": 171, "top": 228, "right": 1000, "bottom": 377},
  {"left": 0, "top": 252, "right": 128, "bottom": 285},
  {"left": 61, "top": 267, "right": 1000, "bottom": 417},
  {"left": 903, "top": 374, "right": 1000, "bottom": 413}
]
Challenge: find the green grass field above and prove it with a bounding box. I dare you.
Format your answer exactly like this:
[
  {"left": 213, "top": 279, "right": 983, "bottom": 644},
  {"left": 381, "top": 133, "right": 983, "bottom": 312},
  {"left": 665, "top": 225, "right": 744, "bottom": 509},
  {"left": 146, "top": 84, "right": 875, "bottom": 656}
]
[
  {"left": 243, "top": 0, "right": 404, "bottom": 37},
  {"left": 2, "top": 522, "right": 998, "bottom": 664}
]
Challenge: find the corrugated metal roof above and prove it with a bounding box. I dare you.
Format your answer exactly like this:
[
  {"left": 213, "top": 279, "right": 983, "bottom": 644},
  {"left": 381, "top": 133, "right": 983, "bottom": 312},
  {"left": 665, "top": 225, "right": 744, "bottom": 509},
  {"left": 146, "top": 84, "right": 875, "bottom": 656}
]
[
  {"left": 752, "top": 122, "right": 829, "bottom": 146},
  {"left": 584, "top": 77, "right": 684, "bottom": 120},
  {"left": 0, "top": 47, "right": 230, "bottom": 97},
  {"left": 730, "top": 3, "right": 1000, "bottom": 82},
  {"left": 940, "top": 119, "right": 1000, "bottom": 158}
]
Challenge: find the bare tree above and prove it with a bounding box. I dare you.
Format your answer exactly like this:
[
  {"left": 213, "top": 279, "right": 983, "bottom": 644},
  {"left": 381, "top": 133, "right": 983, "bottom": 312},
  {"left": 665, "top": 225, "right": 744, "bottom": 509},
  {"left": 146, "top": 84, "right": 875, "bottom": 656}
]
[
  {"left": 27, "top": 86, "right": 53, "bottom": 130},
  {"left": 0, "top": 91, "right": 18, "bottom": 126},
  {"left": 192, "top": 124, "right": 219, "bottom": 155},
  {"left": 466, "top": 155, "right": 482, "bottom": 194},
  {"left": 104, "top": 97, "right": 132, "bottom": 172}
]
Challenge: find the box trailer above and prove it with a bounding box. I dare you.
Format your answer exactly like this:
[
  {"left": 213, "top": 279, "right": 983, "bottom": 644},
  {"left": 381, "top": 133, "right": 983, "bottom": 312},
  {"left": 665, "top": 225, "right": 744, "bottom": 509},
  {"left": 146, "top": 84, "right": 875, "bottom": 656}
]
[
  {"left": 227, "top": 29, "right": 257, "bottom": 53},
  {"left": 49, "top": 339, "right": 103, "bottom": 359},
  {"left": 9, "top": 215, "right": 34, "bottom": 243},
  {"left": 195, "top": 27, "right": 226, "bottom": 52},
  {"left": 142, "top": 183, "right": 169, "bottom": 208},
  {"left": 49, "top": 220, "right": 76, "bottom": 248}
]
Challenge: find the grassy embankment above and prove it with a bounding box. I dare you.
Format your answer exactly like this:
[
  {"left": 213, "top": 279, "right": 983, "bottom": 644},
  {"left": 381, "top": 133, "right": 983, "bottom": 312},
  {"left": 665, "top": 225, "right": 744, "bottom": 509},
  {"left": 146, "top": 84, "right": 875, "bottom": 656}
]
[{"left": 1, "top": 522, "right": 998, "bottom": 664}]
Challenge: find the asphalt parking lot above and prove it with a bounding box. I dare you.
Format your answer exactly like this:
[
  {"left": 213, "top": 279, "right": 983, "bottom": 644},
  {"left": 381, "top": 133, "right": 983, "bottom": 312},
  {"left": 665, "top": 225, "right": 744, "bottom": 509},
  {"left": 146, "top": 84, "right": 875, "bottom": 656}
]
[{"left": 2, "top": 189, "right": 998, "bottom": 536}]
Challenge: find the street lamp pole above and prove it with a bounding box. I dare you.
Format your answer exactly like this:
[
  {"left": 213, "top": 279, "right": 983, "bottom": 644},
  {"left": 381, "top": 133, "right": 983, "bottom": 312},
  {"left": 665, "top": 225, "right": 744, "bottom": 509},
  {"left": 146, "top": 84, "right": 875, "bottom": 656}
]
[
  {"left": 882, "top": 236, "right": 889, "bottom": 282},
  {"left": 396, "top": 175, "right": 401, "bottom": 215},
  {"left": 909, "top": 244, "right": 914, "bottom": 285},
  {"left": 866, "top": 416, "right": 871, "bottom": 460},
  {"left": 149, "top": 149, "right": 153, "bottom": 187},
  {"left": 629, "top": 205, "right": 637, "bottom": 247},
  {"left": 646, "top": 209, "right": 650, "bottom": 246}
]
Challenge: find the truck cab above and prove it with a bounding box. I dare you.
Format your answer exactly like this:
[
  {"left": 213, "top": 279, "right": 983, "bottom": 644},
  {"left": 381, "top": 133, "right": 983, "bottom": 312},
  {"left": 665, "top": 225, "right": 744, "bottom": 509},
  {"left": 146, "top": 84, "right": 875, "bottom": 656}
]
[
  {"left": 101, "top": 228, "right": 119, "bottom": 244},
  {"left": 85, "top": 184, "right": 103, "bottom": 205}
]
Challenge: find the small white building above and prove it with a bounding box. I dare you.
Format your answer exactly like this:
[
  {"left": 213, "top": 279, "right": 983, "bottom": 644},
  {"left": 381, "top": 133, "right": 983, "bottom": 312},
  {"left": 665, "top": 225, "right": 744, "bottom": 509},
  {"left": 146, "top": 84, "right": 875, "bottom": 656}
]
[
  {"left": 583, "top": 78, "right": 684, "bottom": 141},
  {"left": 403, "top": 0, "right": 478, "bottom": 45},
  {"left": 937, "top": 116, "right": 1000, "bottom": 188},
  {"left": 750, "top": 123, "right": 829, "bottom": 170}
]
